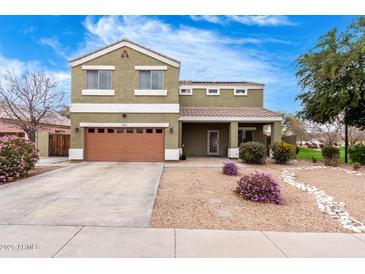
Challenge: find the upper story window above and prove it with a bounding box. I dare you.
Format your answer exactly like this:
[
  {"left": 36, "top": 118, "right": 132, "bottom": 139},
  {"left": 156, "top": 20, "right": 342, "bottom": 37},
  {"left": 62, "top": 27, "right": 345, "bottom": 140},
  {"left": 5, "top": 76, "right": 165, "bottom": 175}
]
[
  {"left": 86, "top": 70, "right": 112, "bottom": 90},
  {"left": 206, "top": 88, "right": 220, "bottom": 96},
  {"left": 234, "top": 88, "right": 248, "bottom": 96},
  {"left": 179, "top": 88, "right": 192, "bottom": 96},
  {"left": 139, "top": 70, "right": 164, "bottom": 90}
]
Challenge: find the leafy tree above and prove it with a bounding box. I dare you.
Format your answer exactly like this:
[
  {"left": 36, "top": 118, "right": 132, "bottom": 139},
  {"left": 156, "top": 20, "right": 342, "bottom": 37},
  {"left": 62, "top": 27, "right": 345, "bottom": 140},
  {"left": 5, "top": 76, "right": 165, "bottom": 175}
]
[{"left": 296, "top": 17, "right": 365, "bottom": 162}]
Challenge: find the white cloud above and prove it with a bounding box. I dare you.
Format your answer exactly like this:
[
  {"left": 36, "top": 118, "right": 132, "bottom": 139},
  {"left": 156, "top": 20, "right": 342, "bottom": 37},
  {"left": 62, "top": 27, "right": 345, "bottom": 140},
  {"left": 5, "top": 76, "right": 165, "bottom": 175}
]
[
  {"left": 40, "top": 37, "right": 71, "bottom": 59},
  {"left": 228, "top": 16, "right": 295, "bottom": 26},
  {"left": 0, "top": 53, "right": 71, "bottom": 103},
  {"left": 190, "top": 15, "right": 223, "bottom": 24},
  {"left": 81, "top": 16, "right": 293, "bottom": 86},
  {"left": 190, "top": 15, "right": 295, "bottom": 27}
]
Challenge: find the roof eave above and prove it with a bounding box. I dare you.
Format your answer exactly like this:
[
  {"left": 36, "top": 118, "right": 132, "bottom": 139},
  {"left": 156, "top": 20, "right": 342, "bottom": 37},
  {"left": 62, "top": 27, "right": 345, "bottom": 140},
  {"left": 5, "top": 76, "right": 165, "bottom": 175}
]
[{"left": 69, "top": 39, "right": 181, "bottom": 68}]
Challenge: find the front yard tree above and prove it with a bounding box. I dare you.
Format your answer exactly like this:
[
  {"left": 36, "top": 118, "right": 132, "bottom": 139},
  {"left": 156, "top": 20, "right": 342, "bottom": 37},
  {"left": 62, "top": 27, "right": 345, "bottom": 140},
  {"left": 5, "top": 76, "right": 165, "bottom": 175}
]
[
  {"left": 0, "top": 70, "right": 64, "bottom": 142},
  {"left": 296, "top": 17, "right": 365, "bottom": 163}
]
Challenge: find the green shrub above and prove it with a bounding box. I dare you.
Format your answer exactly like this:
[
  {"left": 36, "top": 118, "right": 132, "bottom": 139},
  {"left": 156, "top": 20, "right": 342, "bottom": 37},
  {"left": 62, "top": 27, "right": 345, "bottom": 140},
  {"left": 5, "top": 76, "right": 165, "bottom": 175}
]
[
  {"left": 296, "top": 146, "right": 300, "bottom": 155},
  {"left": 272, "top": 141, "right": 295, "bottom": 164},
  {"left": 312, "top": 156, "right": 317, "bottom": 163},
  {"left": 0, "top": 136, "right": 39, "bottom": 182},
  {"left": 239, "top": 142, "right": 267, "bottom": 164},
  {"left": 179, "top": 144, "right": 187, "bottom": 160},
  {"left": 321, "top": 145, "right": 340, "bottom": 166},
  {"left": 349, "top": 144, "right": 365, "bottom": 165}
]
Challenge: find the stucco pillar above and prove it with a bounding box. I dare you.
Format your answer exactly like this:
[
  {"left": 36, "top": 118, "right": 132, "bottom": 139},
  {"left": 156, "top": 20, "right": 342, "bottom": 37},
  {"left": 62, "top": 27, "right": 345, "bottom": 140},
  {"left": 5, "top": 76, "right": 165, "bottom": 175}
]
[
  {"left": 178, "top": 121, "right": 183, "bottom": 156},
  {"left": 271, "top": 121, "right": 282, "bottom": 146},
  {"left": 228, "top": 121, "right": 239, "bottom": 158}
]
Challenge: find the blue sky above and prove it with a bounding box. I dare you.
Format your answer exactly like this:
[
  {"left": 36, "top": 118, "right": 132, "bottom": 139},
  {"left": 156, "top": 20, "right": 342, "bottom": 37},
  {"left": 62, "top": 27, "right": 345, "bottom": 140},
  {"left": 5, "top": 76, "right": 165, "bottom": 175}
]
[{"left": 0, "top": 15, "right": 355, "bottom": 111}]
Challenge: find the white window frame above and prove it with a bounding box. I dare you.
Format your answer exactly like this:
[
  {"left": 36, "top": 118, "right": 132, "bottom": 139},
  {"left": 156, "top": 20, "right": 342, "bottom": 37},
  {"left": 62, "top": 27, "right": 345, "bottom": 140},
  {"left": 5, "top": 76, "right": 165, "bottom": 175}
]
[
  {"left": 83, "top": 69, "right": 114, "bottom": 96},
  {"left": 179, "top": 88, "right": 192, "bottom": 96},
  {"left": 206, "top": 88, "right": 220, "bottom": 96},
  {"left": 234, "top": 88, "right": 248, "bottom": 96}
]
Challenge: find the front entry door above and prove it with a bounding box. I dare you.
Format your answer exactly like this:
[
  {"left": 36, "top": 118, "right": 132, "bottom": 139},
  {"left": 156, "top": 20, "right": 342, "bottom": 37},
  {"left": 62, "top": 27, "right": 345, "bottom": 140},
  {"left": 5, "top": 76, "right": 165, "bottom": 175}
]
[{"left": 207, "top": 130, "right": 219, "bottom": 155}]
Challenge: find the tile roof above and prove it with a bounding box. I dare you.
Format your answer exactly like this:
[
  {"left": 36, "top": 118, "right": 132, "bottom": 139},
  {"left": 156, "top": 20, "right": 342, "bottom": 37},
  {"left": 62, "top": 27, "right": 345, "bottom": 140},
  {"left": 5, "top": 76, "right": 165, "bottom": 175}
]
[
  {"left": 180, "top": 107, "right": 281, "bottom": 118},
  {"left": 70, "top": 39, "right": 181, "bottom": 64},
  {"left": 0, "top": 106, "right": 70, "bottom": 127},
  {"left": 179, "top": 80, "right": 264, "bottom": 87}
]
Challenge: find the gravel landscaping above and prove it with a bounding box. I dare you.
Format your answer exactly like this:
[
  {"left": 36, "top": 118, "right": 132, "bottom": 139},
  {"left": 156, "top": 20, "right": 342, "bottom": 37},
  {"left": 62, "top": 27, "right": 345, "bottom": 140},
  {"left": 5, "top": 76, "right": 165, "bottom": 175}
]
[{"left": 151, "top": 159, "right": 362, "bottom": 233}]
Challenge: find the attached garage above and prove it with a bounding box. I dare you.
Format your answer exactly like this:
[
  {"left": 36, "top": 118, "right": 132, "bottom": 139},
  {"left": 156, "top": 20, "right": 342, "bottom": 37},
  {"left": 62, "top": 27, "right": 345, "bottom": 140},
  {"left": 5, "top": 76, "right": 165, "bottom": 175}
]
[{"left": 84, "top": 127, "right": 165, "bottom": 162}]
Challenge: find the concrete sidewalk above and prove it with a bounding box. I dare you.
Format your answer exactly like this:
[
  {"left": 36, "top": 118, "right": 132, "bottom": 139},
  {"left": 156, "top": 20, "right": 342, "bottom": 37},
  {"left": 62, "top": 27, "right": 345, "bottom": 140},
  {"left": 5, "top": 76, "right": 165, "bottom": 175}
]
[{"left": 1, "top": 225, "right": 365, "bottom": 258}]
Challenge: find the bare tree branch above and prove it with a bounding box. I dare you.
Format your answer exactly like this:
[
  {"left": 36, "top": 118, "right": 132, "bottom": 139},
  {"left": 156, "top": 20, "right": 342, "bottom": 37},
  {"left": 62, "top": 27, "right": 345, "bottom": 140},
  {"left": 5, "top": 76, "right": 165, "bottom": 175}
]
[{"left": 0, "top": 70, "right": 64, "bottom": 142}]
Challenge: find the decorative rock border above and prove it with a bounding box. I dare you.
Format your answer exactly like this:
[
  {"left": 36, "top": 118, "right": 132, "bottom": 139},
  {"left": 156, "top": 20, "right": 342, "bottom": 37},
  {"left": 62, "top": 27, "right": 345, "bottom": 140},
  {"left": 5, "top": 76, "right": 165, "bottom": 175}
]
[{"left": 280, "top": 166, "right": 365, "bottom": 233}]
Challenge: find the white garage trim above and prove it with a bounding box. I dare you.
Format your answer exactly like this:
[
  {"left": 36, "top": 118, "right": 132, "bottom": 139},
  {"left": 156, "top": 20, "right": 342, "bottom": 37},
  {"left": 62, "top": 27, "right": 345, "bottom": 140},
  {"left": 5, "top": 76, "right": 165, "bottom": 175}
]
[
  {"left": 80, "top": 122, "right": 169, "bottom": 128},
  {"left": 165, "top": 149, "right": 179, "bottom": 160},
  {"left": 69, "top": 149, "right": 83, "bottom": 160},
  {"left": 70, "top": 103, "right": 180, "bottom": 113}
]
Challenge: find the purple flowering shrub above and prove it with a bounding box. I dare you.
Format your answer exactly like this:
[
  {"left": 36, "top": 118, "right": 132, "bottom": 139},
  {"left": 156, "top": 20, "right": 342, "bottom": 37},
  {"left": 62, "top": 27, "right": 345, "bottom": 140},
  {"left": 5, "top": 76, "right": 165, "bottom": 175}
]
[
  {"left": 0, "top": 136, "right": 39, "bottom": 182},
  {"left": 235, "top": 172, "right": 283, "bottom": 205},
  {"left": 222, "top": 162, "right": 240, "bottom": 176}
]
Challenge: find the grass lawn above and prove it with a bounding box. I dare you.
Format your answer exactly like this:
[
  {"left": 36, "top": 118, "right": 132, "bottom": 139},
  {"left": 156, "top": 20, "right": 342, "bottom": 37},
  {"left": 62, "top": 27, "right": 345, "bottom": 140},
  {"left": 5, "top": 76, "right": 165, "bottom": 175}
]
[{"left": 297, "top": 146, "right": 351, "bottom": 164}]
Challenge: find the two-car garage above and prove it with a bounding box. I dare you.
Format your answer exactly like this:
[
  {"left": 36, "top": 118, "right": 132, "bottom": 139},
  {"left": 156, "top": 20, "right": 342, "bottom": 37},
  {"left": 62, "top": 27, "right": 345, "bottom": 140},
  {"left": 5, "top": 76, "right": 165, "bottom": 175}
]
[{"left": 84, "top": 127, "right": 165, "bottom": 162}]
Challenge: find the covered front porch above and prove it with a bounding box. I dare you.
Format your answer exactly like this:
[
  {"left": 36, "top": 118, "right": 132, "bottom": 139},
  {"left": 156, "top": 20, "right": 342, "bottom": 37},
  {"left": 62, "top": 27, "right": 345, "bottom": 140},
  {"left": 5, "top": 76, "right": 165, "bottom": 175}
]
[{"left": 178, "top": 107, "right": 282, "bottom": 158}]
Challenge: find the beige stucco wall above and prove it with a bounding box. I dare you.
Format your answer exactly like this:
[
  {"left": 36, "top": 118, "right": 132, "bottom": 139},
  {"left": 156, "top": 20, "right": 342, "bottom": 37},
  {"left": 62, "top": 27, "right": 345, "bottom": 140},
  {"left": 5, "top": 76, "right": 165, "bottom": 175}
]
[
  {"left": 71, "top": 46, "right": 180, "bottom": 104},
  {"left": 36, "top": 131, "right": 49, "bottom": 157},
  {"left": 179, "top": 89, "right": 263, "bottom": 107},
  {"left": 71, "top": 113, "right": 179, "bottom": 150},
  {"left": 182, "top": 123, "right": 229, "bottom": 157},
  {"left": 70, "top": 45, "right": 181, "bottom": 153}
]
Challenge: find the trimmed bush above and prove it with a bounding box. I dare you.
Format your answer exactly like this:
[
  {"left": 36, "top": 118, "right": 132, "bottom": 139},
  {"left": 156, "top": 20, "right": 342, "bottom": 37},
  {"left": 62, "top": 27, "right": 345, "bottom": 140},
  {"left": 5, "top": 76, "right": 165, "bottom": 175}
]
[
  {"left": 349, "top": 144, "right": 365, "bottom": 165},
  {"left": 296, "top": 146, "right": 300, "bottom": 155},
  {"left": 222, "top": 161, "right": 239, "bottom": 176},
  {"left": 312, "top": 156, "right": 317, "bottom": 163},
  {"left": 0, "top": 136, "right": 39, "bottom": 182},
  {"left": 321, "top": 145, "right": 340, "bottom": 166},
  {"left": 179, "top": 144, "right": 187, "bottom": 160},
  {"left": 239, "top": 142, "right": 267, "bottom": 164},
  {"left": 272, "top": 141, "right": 295, "bottom": 164},
  {"left": 235, "top": 172, "right": 282, "bottom": 205}
]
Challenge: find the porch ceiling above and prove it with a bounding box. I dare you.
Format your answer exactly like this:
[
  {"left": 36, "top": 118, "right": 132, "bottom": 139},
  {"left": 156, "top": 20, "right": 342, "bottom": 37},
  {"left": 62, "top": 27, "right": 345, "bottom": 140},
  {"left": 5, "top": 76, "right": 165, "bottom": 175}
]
[{"left": 179, "top": 107, "right": 282, "bottom": 122}]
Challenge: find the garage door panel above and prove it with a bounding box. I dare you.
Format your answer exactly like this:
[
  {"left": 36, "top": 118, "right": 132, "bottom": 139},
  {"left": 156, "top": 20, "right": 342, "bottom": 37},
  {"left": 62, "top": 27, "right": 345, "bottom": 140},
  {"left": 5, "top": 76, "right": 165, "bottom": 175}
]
[{"left": 85, "top": 127, "right": 164, "bottom": 162}]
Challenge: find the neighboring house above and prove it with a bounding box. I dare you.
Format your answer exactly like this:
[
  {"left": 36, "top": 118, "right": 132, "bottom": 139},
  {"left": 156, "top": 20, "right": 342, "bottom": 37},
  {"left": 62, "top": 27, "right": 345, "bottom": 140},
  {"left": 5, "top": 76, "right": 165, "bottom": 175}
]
[
  {"left": 0, "top": 109, "right": 71, "bottom": 138},
  {"left": 69, "top": 39, "right": 282, "bottom": 161},
  {"left": 0, "top": 108, "right": 71, "bottom": 157}
]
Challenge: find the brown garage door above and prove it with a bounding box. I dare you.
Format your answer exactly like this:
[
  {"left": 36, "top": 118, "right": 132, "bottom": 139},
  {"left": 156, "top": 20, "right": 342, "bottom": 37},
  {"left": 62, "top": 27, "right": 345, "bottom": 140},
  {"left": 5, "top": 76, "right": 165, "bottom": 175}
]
[{"left": 85, "top": 127, "right": 165, "bottom": 162}]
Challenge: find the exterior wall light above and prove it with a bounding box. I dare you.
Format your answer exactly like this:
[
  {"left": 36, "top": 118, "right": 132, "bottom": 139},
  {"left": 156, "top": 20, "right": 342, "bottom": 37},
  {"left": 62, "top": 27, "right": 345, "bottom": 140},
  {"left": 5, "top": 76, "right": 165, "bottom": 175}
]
[
  {"left": 169, "top": 127, "right": 174, "bottom": 134},
  {"left": 74, "top": 127, "right": 79, "bottom": 133},
  {"left": 121, "top": 113, "right": 128, "bottom": 118}
]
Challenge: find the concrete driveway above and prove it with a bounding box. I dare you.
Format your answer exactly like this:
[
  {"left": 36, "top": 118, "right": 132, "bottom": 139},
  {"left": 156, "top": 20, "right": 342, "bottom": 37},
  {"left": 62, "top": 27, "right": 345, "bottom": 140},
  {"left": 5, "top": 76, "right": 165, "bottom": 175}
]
[{"left": 0, "top": 162, "right": 163, "bottom": 227}]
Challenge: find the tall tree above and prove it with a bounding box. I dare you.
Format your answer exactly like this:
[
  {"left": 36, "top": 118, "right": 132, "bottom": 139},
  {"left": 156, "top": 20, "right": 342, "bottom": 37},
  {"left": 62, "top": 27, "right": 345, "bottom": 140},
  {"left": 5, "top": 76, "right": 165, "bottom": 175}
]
[
  {"left": 0, "top": 70, "right": 64, "bottom": 142},
  {"left": 296, "top": 17, "right": 365, "bottom": 162}
]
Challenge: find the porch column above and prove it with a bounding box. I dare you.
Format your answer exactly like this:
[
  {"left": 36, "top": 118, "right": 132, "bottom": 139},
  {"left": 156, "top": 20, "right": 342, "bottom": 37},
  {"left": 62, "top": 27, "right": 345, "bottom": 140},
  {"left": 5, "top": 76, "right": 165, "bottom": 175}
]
[
  {"left": 271, "top": 121, "right": 282, "bottom": 146},
  {"left": 178, "top": 121, "right": 183, "bottom": 154},
  {"left": 228, "top": 121, "right": 239, "bottom": 158}
]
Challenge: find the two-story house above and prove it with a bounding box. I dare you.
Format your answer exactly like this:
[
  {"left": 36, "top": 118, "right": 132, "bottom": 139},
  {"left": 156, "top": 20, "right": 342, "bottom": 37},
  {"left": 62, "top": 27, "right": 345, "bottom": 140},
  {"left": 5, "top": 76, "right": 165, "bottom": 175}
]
[{"left": 69, "top": 39, "right": 282, "bottom": 161}]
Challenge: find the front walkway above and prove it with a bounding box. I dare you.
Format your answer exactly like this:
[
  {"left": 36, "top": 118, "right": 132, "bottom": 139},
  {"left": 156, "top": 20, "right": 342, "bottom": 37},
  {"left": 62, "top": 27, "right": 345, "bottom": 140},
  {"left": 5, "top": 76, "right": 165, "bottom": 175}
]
[{"left": 0, "top": 225, "right": 364, "bottom": 258}]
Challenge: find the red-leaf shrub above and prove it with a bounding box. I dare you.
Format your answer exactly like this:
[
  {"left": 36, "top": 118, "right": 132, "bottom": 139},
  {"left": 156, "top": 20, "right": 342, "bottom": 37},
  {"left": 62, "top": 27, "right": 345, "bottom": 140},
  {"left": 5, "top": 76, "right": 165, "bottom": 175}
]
[
  {"left": 235, "top": 172, "right": 283, "bottom": 205},
  {"left": 0, "top": 136, "right": 39, "bottom": 182},
  {"left": 222, "top": 161, "right": 239, "bottom": 176}
]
